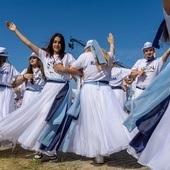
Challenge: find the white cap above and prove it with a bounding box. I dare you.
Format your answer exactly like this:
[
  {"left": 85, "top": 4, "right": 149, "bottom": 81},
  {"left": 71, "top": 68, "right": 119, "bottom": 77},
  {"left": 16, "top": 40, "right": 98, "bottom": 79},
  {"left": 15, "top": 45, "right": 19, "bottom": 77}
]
[
  {"left": 84, "top": 40, "right": 93, "bottom": 50},
  {"left": 142, "top": 42, "right": 154, "bottom": 50},
  {"left": 0, "top": 47, "right": 9, "bottom": 57},
  {"left": 29, "top": 52, "right": 38, "bottom": 58}
]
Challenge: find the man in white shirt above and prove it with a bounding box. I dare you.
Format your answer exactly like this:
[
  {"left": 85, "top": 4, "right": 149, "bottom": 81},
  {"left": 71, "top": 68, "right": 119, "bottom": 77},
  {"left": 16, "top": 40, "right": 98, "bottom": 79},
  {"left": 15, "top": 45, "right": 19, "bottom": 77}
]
[{"left": 132, "top": 42, "right": 170, "bottom": 98}]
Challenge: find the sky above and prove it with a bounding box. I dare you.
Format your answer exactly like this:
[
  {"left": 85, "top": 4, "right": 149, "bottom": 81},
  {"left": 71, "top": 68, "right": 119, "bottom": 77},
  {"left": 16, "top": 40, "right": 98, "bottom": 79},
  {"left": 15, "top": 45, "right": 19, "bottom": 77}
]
[{"left": 0, "top": 0, "right": 170, "bottom": 72}]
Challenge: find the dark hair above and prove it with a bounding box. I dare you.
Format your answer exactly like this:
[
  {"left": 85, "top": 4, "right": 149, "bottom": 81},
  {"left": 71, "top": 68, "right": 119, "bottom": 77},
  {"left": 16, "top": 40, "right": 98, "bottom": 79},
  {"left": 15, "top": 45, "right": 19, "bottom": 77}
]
[
  {"left": 44, "top": 33, "right": 66, "bottom": 59},
  {"left": 25, "top": 58, "right": 46, "bottom": 85}
]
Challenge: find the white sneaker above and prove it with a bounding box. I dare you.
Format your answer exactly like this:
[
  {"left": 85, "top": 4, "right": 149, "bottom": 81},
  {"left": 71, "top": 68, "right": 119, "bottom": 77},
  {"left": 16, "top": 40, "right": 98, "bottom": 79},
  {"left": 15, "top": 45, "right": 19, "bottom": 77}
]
[{"left": 95, "top": 155, "right": 104, "bottom": 164}]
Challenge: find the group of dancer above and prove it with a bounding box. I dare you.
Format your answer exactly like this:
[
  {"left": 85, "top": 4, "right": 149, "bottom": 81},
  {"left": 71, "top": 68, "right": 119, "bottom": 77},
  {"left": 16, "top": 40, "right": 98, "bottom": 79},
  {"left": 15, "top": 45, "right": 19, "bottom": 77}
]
[{"left": 0, "top": 1, "right": 170, "bottom": 169}]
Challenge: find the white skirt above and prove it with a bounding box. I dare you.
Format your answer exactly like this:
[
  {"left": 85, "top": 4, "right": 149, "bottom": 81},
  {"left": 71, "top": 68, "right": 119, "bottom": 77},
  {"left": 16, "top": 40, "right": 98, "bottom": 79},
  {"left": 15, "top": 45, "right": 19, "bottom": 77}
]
[
  {"left": 0, "top": 87, "right": 15, "bottom": 119},
  {"left": 67, "top": 83, "right": 137, "bottom": 158},
  {"left": 0, "top": 82, "right": 66, "bottom": 151},
  {"left": 132, "top": 103, "right": 170, "bottom": 170},
  {"left": 112, "top": 89, "right": 128, "bottom": 111},
  {"left": 21, "top": 90, "right": 41, "bottom": 107},
  {"left": 138, "top": 104, "right": 170, "bottom": 170}
]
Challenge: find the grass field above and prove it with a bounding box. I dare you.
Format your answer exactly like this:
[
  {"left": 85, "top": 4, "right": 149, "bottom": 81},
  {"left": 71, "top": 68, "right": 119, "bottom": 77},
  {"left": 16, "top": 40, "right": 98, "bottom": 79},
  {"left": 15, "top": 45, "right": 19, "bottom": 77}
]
[{"left": 0, "top": 144, "right": 149, "bottom": 170}]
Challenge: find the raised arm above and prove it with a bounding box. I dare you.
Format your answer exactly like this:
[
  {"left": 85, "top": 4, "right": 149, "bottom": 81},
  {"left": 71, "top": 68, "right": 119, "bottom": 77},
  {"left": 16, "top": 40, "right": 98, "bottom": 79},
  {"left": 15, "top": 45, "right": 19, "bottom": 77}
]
[
  {"left": 162, "top": 47, "right": 170, "bottom": 63},
  {"left": 6, "top": 21, "right": 39, "bottom": 55},
  {"left": 107, "top": 33, "right": 115, "bottom": 54}
]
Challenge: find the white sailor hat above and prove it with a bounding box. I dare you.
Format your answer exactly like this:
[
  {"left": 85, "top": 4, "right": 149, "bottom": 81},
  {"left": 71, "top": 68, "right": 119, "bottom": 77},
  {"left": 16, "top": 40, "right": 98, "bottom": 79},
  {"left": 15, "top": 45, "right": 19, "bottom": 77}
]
[
  {"left": 142, "top": 42, "right": 154, "bottom": 51},
  {"left": 29, "top": 52, "right": 38, "bottom": 58},
  {"left": 0, "top": 47, "right": 9, "bottom": 57}
]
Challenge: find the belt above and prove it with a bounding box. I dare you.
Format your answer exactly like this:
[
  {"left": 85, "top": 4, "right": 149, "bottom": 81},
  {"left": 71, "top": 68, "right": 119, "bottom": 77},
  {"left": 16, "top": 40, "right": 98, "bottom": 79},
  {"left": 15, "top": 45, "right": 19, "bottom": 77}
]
[
  {"left": 47, "top": 78, "right": 67, "bottom": 83},
  {"left": 26, "top": 88, "right": 42, "bottom": 92},
  {"left": 136, "top": 86, "right": 146, "bottom": 90},
  {"left": 111, "top": 86, "right": 122, "bottom": 90},
  {"left": 0, "top": 84, "right": 11, "bottom": 88},
  {"left": 84, "top": 80, "right": 109, "bottom": 86},
  {"left": 97, "top": 80, "right": 109, "bottom": 84}
]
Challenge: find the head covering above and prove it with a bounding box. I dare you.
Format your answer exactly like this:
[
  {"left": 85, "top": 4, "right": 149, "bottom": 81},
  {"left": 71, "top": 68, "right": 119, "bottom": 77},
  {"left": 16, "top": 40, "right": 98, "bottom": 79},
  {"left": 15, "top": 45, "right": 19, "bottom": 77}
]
[
  {"left": 142, "top": 42, "right": 154, "bottom": 51},
  {"left": 84, "top": 40, "right": 93, "bottom": 50},
  {"left": 89, "top": 40, "right": 107, "bottom": 64},
  {"left": 112, "top": 55, "right": 119, "bottom": 63},
  {"left": 0, "top": 47, "right": 9, "bottom": 57},
  {"left": 29, "top": 52, "right": 38, "bottom": 58}
]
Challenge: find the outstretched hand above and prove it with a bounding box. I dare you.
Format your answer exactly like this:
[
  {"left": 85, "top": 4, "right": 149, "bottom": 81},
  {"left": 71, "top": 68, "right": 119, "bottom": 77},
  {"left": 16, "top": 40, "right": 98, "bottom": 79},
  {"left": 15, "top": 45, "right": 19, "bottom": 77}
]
[
  {"left": 107, "top": 33, "right": 114, "bottom": 44},
  {"left": 6, "top": 21, "right": 16, "bottom": 31}
]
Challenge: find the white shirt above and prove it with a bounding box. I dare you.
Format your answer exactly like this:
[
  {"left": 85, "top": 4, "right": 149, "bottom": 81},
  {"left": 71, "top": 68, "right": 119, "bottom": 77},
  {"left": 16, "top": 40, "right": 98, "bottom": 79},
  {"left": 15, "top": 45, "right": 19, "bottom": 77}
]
[
  {"left": 38, "top": 49, "right": 75, "bottom": 80},
  {"left": 109, "top": 67, "right": 131, "bottom": 87},
  {"left": 72, "top": 52, "right": 111, "bottom": 82},
  {"left": 132, "top": 57, "right": 163, "bottom": 87},
  {"left": 0, "top": 62, "right": 20, "bottom": 87},
  {"left": 21, "top": 68, "right": 46, "bottom": 91}
]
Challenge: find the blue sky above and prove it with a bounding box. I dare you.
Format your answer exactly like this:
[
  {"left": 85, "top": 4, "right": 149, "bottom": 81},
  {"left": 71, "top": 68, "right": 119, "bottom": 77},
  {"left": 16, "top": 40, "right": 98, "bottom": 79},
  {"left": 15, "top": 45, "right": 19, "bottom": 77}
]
[{"left": 0, "top": 0, "right": 169, "bottom": 72}]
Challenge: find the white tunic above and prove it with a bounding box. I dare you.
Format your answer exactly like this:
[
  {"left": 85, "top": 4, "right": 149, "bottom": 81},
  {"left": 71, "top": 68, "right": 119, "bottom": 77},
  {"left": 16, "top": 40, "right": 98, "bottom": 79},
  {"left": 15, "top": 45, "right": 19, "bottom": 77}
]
[
  {"left": 0, "top": 62, "right": 20, "bottom": 119},
  {"left": 0, "top": 49, "right": 75, "bottom": 152},
  {"left": 132, "top": 57, "right": 163, "bottom": 98},
  {"left": 66, "top": 51, "right": 137, "bottom": 158},
  {"left": 109, "top": 67, "right": 131, "bottom": 110},
  {"left": 20, "top": 68, "right": 46, "bottom": 107}
]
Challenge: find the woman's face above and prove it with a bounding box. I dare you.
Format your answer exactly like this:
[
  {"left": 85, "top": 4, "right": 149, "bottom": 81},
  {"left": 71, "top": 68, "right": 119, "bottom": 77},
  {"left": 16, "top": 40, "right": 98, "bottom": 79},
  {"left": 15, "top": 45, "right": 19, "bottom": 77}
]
[
  {"left": 29, "top": 56, "right": 38, "bottom": 67},
  {"left": 53, "top": 36, "right": 62, "bottom": 55}
]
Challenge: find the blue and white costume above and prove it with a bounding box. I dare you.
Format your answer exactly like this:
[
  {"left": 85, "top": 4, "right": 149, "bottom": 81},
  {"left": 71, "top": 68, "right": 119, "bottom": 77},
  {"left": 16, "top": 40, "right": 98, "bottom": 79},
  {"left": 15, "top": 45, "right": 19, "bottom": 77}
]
[
  {"left": 61, "top": 45, "right": 136, "bottom": 158},
  {"left": 123, "top": 63, "right": 170, "bottom": 170},
  {"left": 0, "top": 48, "right": 74, "bottom": 154},
  {"left": 109, "top": 66, "right": 131, "bottom": 111},
  {"left": 0, "top": 62, "right": 20, "bottom": 119},
  {"left": 132, "top": 57, "right": 164, "bottom": 98},
  {"left": 20, "top": 67, "right": 46, "bottom": 107}
]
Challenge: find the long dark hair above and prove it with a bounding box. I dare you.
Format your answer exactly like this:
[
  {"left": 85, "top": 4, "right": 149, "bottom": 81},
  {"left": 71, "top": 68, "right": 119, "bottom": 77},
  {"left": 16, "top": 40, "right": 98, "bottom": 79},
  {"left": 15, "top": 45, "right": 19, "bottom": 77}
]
[
  {"left": 25, "top": 57, "right": 46, "bottom": 85},
  {"left": 44, "top": 33, "right": 66, "bottom": 59}
]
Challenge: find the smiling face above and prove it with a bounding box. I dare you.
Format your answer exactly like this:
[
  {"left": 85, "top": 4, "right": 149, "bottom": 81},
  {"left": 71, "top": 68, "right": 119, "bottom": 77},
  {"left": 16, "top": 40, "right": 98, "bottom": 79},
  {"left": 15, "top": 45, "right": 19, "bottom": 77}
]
[
  {"left": 53, "top": 36, "right": 62, "bottom": 55},
  {"left": 29, "top": 56, "right": 38, "bottom": 67},
  {"left": 143, "top": 47, "right": 155, "bottom": 58}
]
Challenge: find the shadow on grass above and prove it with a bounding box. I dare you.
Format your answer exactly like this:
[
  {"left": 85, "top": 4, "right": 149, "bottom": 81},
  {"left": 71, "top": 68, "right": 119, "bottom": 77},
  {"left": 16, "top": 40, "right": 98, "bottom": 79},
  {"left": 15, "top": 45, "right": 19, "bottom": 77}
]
[{"left": 0, "top": 144, "right": 147, "bottom": 170}]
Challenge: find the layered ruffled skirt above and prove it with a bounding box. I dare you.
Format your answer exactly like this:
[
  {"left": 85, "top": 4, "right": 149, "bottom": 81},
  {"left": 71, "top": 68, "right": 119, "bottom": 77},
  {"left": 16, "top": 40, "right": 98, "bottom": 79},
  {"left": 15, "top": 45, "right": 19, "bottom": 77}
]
[{"left": 66, "top": 83, "right": 136, "bottom": 158}]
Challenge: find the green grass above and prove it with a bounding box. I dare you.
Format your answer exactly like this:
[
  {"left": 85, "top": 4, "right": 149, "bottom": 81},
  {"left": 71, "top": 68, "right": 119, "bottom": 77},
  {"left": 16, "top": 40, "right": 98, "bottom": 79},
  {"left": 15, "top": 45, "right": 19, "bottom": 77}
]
[{"left": 0, "top": 145, "right": 149, "bottom": 170}]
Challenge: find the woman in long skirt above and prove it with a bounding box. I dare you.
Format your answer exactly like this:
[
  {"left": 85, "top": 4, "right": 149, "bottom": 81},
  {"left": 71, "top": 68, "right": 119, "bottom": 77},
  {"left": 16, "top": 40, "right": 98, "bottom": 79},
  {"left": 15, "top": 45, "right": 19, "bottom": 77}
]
[
  {"left": 54, "top": 39, "right": 137, "bottom": 163},
  {"left": 0, "top": 21, "right": 82, "bottom": 161}
]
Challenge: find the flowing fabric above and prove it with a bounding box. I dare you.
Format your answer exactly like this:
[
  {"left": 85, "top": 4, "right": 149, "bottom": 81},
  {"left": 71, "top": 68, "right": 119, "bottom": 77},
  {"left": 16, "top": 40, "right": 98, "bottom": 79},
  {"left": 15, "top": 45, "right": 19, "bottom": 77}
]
[
  {"left": 125, "top": 63, "right": 170, "bottom": 169},
  {"left": 124, "top": 63, "right": 170, "bottom": 132},
  {"left": 129, "top": 95, "right": 170, "bottom": 153},
  {"left": 65, "top": 83, "right": 137, "bottom": 158}
]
